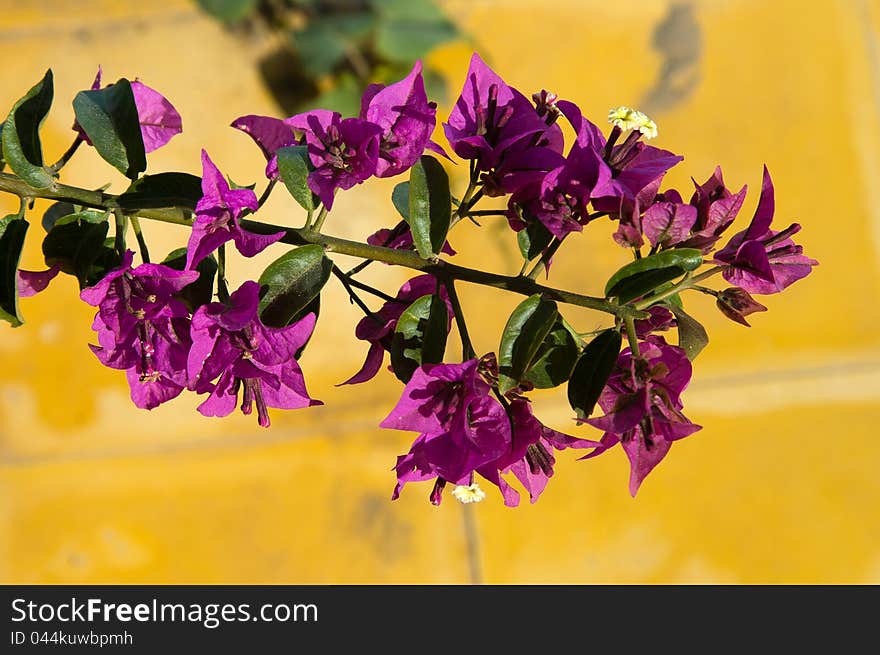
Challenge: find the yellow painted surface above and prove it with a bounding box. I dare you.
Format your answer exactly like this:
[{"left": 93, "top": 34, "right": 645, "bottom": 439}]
[{"left": 1, "top": 0, "right": 879, "bottom": 583}]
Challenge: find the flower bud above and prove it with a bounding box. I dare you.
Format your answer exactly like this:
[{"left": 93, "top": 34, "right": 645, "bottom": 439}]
[{"left": 716, "top": 287, "right": 768, "bottom": 326}]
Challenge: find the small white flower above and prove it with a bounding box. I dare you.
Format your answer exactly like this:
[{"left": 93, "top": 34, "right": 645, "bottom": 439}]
[
  {"left": 451, "top": 483, "right": 487, "bottom": 504},
  {"left": 632, "top": 110, "right": 658, "bottom": 139},
  {"left": 608, "top": 105, "right": 637, "bottom": 130},
  {"left": 607, "top": 106, "right": 658, "bottom": 139}
]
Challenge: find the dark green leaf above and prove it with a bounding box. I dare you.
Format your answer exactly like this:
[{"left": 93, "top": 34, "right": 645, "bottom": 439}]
[
  {"left": 196, "top": 0, "right": 257, "bottom": 22},
  {"left": 41, "top": 201, "right": 77, "bottom": 232},
  {"left": 524, "top": 317, "right": 580, "bottom": 389},
  {"left": 604, "top": 248, "right": 703, "bottom": 303},
  {"left": 567, "top": 328, "right": 622, "bottom": 420},
  {"left": 0, "top": 214, "right": 29, "bottom": 326},
  {"left": 669, "top": 304, "right": 709, "bottom": 360},
  {"left": 117, "top": 173, "right": 203, "bottom": 211},
  {"left": 498, "top": 294, "right": 559, "bottom": 394},
  {"left": 517, "top": 220, "right": 554, "bottom": 261},
  {"left": 407, "top": 155, "right": 451, "bottom": 259},
  {"left": 1, "top": 70, "right": 54, "bottom": 188},
  {"left": 73, "top": 78, "right": 146, "bottom": 179},
  {"left": 258, "top": 244, "right": 332, "bottom": 327},
  {"left": 392, "top": 182, "right": 409, "bottom": 220},
  {"left": 0, "top": 121, "right": 5, "bottom": 171},
  {"left": 161, "top": 247, "right": 217, "bottom": 312},
  {"left": 276, "top": 145, "right": 316, "bottom": 212},
  {"left": 389, "top": 292, "right": 448, "bottom": 383},
  {"left": 41, "top": 210, "right": 112, "bottom": 288}
]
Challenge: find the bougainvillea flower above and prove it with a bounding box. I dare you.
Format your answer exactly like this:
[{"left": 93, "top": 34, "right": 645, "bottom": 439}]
[
  {"left": 716, "top": 287, "right": 768, "bottom": 326},
  {"left": 555, "top": 99, "right": 680, "bottom": 212},
  {"left": 581, "top": 336, "right": 701, "bottom": 496},
  {"left": 490, "top": 146, "right": 566, "bottom": 202},
  {"left": 558, "top": 100, "right": 608, "bottom": 152},
  {"left": 230, "top": 114, "right": 298, "bottom": 180},
  {"left": 74, "top": 67, "right": 183, "bottom": 152},
  {"left": 81, "top": 250, "right": 198, "bottom": 410},
  {"left": 599, "top": 144, "right": 683, "bottom": 210},
  {"left": 714, "top": 166, "right": 817, "bottom": 294},
  {"left": 634, "top": 305, "right": 676, "bottom": 339},
  {"left": 17, "top": 264, "right": 61, "bottom": 297},
  {"left": 611, "top": 177, "right": 663, "bottom": 249},
  {"left": 485, "top": 398, "right": 600, "bottom": 506},
  {"left": 185, "top": 150, "right": 284, "bottom": 269},
  {"left": 680, "top": 166, "right": 747, "bottom": 253},
  {"left": 130, "top": 80, "right": 184, "bottom": 152},
  {"left": 359, "top": 61, "right": 438, "bottom": 178},
  {"left": 188, "top": 281, "right": 321, "bottom": 427},
  {"left": 382, "top": 356, "right": 512, "bottom": 503},
  {"left": 641, "top": 196, "right": 698, "bottom": 248},
  {"left": 443, "top": 53, "right": 561, "bottom": 172},
  {"left": 284, "top": 110, "right": 382, "bottom": 209},
  {"left": 532, "top": 143, "right": 614, "bottom": 238},
  {"left": 341, "top": 274, "right": 452, "bottom": 385}
]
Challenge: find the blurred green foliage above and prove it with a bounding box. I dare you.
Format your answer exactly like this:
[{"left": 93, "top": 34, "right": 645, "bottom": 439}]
[{"left": 195, "top": 0, "right": 462, "bottom": 115}]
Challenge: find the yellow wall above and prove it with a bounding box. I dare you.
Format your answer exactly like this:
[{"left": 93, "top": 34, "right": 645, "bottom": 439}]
[{"left": 1, "top": 0, "right": 878, "bottom": 583}]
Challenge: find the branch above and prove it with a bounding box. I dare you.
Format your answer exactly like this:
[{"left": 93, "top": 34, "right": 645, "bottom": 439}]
[{"left": 0, "top": 172, "right": 645, "bottom": 320}]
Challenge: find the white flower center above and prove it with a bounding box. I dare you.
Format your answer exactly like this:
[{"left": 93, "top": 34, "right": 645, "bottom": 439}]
[
  {"left": 608, "top": 106, "right": 658, "bottom": 139},
  {"left": 452, "top": 483, "right": 486, "bottom": 504}
]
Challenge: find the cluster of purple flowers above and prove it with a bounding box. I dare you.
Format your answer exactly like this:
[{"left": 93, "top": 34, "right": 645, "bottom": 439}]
[
  {"left": 372, "top": 53, "right": 816, "bottom": 503},
  {"left": 16, "top": 54, "right": 816, "bottom": 505},
  {"left": 232, "top": 60, "right": 441, "bottom": 210},
  {"left": 80, "top": 252, "right": 320, "bottom": 425},
  {"left": 381, "top": 355, "right": 601, "bottom": 507}
]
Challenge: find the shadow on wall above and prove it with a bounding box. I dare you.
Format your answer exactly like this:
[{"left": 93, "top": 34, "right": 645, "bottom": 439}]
[{"left": 641, "top": 2, "right": 702, "bottom": 113}]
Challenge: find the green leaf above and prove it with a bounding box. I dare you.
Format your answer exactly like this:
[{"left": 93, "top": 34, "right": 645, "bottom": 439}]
[
  {"left": 567, "top": 328, "right": 622, "bottom": 420},
  {"left": 604, "top": 248, "right": 703, "bottom": 303},
  {"left": 374, "top": 0, "right": 459, "bottom": 62},
  {"left": 498, "top": 294, "right": 559, "bottom": 394},
  {"left": 117, "top": 173, "right": 203, "bottom": 211},
  {"left": 73, "top": 78, "right": 146, "bottom": 179},
  {"left": 41, "top": 210, "right": 113, "bottom": 288},
  {"left": 292, "top": 13, "right": 375, "bottom": 77},
  {"left": 669, "top": 304, "right": 709, "bottom": 360},
  {"left": 517, "top": 220, "right": 554, "bottom": 261},
  {"left": 375, "top": 18, "right": 459, "bottom": 63},
  {"left": 41, "top": 201, "right": 77, "bottom": 232},
  {"left": 1, "top": 70, "right": 54, "bottom": 188},
  {"left": 196, "top": 0, "right": 257, "bottom": 22},
  {"left": 276, "top": 145, "right": 316, "bottom": 212},
  {"left": 161, "top": 247, "right": 217, "bottom": 312},
  {"left": 524, "top": 317, "right": 580, "bottom": 389},
  {"left": 258, "top": 244, "right": 332, "bottom": 327},
  {"left": 0, "top": 121, "right": 5, "bottom": 171},
  {"left": 227, "top": 177, "right": 256, "bottom": 191},
  {"left": 407, "top": 155, "right": 451, "bottom": 259},
  {"left": 389, "top": 292, "right": 448, "bottom": 383},
  {"left": 392, "top": 182, "right": 410, "bottom": 220},
  {"left": 0, "top": 214, "right": 29, "bottom": 326}
]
